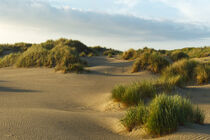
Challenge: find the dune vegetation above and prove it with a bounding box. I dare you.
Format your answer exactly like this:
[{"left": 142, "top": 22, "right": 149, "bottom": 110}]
[
  {"left": 0, "top": 38, "right": 121, "bottom": 73},
  {"left": 113, "top": 47, "right": 209, "bottom": 137},
  {"left": 121, "top": 94, "right": 204, "bottom": 136}
]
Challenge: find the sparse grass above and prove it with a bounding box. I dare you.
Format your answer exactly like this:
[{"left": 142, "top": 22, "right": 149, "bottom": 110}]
[
  {"left": 121, "top": 94, "right": 205, "bottom": 136},
  {"left": 132, "top": 52, "right": 170, "bottom": 73}
]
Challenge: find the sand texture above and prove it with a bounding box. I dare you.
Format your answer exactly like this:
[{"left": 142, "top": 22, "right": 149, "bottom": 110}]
[{"left": 0, "top": 56, "right": 209, "bottom": 140}]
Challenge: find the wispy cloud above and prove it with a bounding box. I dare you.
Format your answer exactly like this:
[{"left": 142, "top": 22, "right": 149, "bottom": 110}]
[{"left": 1, "top": 0, "right": 210, "bottom": 49}]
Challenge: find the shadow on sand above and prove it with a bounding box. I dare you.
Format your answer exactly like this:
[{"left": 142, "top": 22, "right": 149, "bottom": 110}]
[{"left": 0, "top": 86, "right": 39, "bottom": 93}]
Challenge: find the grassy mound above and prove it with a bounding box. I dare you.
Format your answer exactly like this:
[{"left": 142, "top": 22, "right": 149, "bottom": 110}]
[
  {"left": 170, "top": 51, "right": 189, "bottom": 61},
  {"left": 162, "top": 59, "right": 210, "bottom": 84},
  {"left": 132, "top": 53, "right": 170, "bottom": 73},
  {"left": 122, "top": 49, "right": 137, "bottom": 60},
  {"left": 121, "top": 94, "right": 205, "bottom": 136},
  {"left": 0, "top": 53, "right": 21, "bottom": 68},
  {"left": 15, "top": 45, "right": 48, "bottom": 67},
  {"left": 112, "top": 81, "right": 155, "bottom": 106},
  {"left": 111, "top": 77, "right": 183, "bottom": 106}
]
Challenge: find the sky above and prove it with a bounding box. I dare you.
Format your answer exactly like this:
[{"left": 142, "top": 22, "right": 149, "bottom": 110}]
[{"left": 1, "top": 0, "right": 210, "bottom": 50}]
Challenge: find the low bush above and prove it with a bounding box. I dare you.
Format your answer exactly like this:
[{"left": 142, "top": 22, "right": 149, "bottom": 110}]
[
  {"left": 195, "top": 64, "right": 210, "bottom": 84},
  {"left": 122, "top": 49, "right": 137, "bottom": 60},
  {"left": 122, "top": 94, "right": 205, "bottom": 136},
  {"left": 47, "top": 45, "right": 84, "bottom": 73},
  {"left": 112, "top": 81, "right": 155, "bottom": 106},
  {"left": 15, "top": 45, "right": 48, "bottom": 67},
  {"left": 132, "top": 53, "right": 170, "bottom": 73},
  {"left": 0, "top": 53, "right": 21, "bottom": 67},
  {"left": 162, "top": 59, "right": 210, "bottom": 85},
  {"left": 121, "top": 104, "right": 148, "bottom": 131},
  {"left": 170, "top": 51, "right": 189, "bottom": 61}
]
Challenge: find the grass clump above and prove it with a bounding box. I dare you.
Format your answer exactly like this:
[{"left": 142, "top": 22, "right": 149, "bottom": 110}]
[
  {"left": 121, "top": 104, "right": 148, "bottom": 131},
  {"left": 0, "top": 53, "right": 21, "bottom": 67},
  {"left": 47, "top": 45, "right": 85, "bottom": 73},
  {"left": 122, "top": 49, "right": 137, "bottom": 60},
  {"left": 132, "top": 53, "right": 170, "bottom": 73},
  {"left": 170, "top": 51, "right": 189, "bottom": 61},
  {"left": 15, "top": 45, "right": 48, "bottom": 67},
  {"left": 162, "top": 59, "right": 210, "bottom": 85},
  {"left": 121, "top": 94, "right": 205, "bottom": 136},
  {"left": 195, "top": 64, "right": 210, "bottom": 84},
  {"left": 112, "top": 81, "right": 155, "bottom": 106}
]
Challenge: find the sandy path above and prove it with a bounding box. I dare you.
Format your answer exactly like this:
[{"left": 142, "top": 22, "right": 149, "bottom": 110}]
[{"left": 0, "top": 56, "right": 209, "bottom": 140}]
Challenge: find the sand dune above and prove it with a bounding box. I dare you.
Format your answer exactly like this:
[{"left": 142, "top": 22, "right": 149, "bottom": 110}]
[{"left": 0, "top": 56, "right": 209, "bottom": 140}]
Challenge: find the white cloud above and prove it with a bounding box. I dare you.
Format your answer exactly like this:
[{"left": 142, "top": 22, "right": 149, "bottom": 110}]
[
  {"left": 152, "top": 0, "right": 210, "bottom": 25},
  {"left": 1, "top": 0, "right": 210, "bottom": 49},
  {"left": 114, "top": 0, "right": 139, "bottom": 7}
]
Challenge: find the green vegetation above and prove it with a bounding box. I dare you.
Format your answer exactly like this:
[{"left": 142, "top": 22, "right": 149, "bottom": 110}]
[
  {"left": 162, "top": 59, "right": 210, "bottom": 85},
  {"left": 170, "top": 51, "right": 189, "bottom": 61},
  {"left": 122, "top": 49, "right": 137, "bottom": 60},
  {"left": 0, "top": 38, "right": 95, "bottom": 73},
  {"left": 112, "top": 81, "right": 155, "bottom": 106},
  {"left": 132, "top": 52, "right": 170, "bottom": 73},
  {"left": 121, "top": 94, "right": 204, "bottom": 136},
  {"left": 0, "top": 53, "right": 21, "bottom": 68},
  {"left": 172, "top": 47, "right": 210, "bottom": 58}
]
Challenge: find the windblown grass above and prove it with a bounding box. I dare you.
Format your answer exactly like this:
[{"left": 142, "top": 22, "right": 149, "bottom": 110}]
[
  {"left": 0, "top": 53, "right": 21, "bottom": 68},
  {"left": 121, "top": 94, "right": 205, "bottom": 136},
  {"left": 112, "top": 81, "right": 155, "bottom": 106},
  {"left": 15, "top": 45, "right": 48, "bottom": 67},
  {"left": 162, "top": 59, "right": 210, "bottom": 84},
  {"left": 170, "top": 51, "right": 189, "bottom": 61},
  {"left": 122, "top": 49, "right": 137, "bottom": 60},
  {"left": 132, "top": 52, "right": 170, "bottom": 73}
]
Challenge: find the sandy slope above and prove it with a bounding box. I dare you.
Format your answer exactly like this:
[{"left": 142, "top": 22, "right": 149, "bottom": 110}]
[{"left": 0, "top": 56, "right": 209, "bottom": 140}]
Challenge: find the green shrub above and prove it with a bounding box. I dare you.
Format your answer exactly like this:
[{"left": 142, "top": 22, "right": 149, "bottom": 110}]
[
  {"left": 162, "top": 59, "right": 210, "bottom": 85},
  {"left": 146, "top": 94, "right": 204, "bottom": 136},
  {"left": 121, "top": 94, "right": 205, "bottom": 136},
  {"left": 15, "top": 45, "right": 48, "bottom": 67},
  {"left": 170, "top": 51, "right": 189, "bottom": 61},
  {"left": 121, "top": 104, "right": 148, "bottom": 131},
  {"left": 47, "top": 45, "right": 84, "bottom": 73},
  {"left": 0, "top": 53, "right": 21, "bottom": 67},
  {"left": 132, "top": 53, "right": 170, "bottom": 73},
  {"left": 195, "top": 64, "right": 210, "bottom": 84},
  {"left": 122, "top": 49, "right": 137, "bottom": 60},
  {"left": 162, "top": 59, "right": 198, "bottom": 83},
  {"left": 112, "top": 81, "right": 155, "bottom": 106},
  {"left": 14, "top": 44, "right": 85, "bottom": 73}
]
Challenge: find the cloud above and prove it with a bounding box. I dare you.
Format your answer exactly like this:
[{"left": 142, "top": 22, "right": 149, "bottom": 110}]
[
  {"left": 152, "top": 0, "right": 210, "bottom": 24},
  {"left": 114, "top": 0, "right": 139, "bottom": 7},
  {"left": 1, "top": 0, "right": 210, "bottom": 49}
]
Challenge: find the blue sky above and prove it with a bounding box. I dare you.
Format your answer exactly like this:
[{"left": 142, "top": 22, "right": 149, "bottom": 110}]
[{"left": 1, "top": 0, "right": 210, "bottom": 50}]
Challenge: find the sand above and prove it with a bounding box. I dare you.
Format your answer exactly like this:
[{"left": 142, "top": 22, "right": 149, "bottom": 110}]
[{"left": 0, "top": 56, "right": 209, "bottom": 140}]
